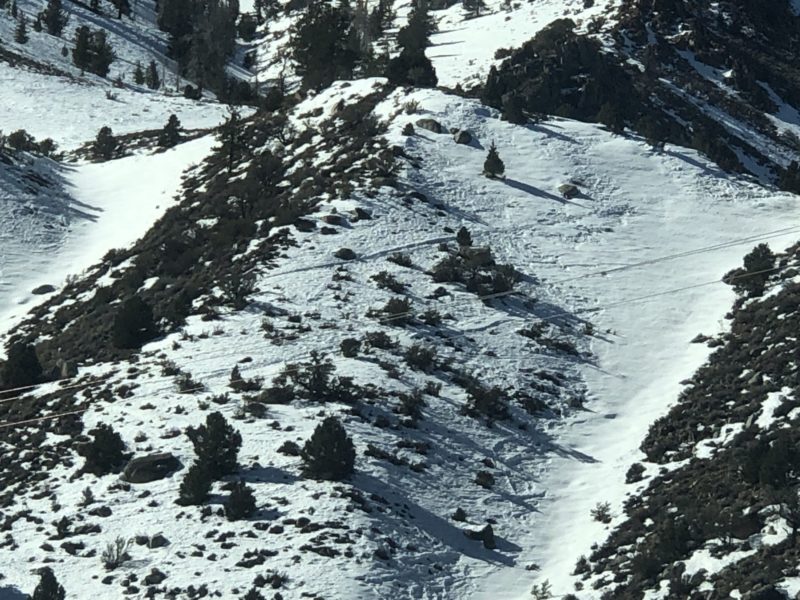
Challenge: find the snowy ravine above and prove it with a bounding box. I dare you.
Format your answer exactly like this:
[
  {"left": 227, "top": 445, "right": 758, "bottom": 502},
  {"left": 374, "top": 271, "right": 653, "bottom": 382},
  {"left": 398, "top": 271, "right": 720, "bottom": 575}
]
[
  {"left": 0, "top": 81, "right": 798, "bottom": 600},
  {"left": 0, "top": 135, "right": 215, "bottom": 337},
  {"left": 376, "top": 89, "right": 799, "bottom": 598}
]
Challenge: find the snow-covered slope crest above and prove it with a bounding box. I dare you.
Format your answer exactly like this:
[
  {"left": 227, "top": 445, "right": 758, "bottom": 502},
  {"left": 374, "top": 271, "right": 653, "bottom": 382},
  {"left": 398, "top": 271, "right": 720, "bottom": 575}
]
[{"left": 0, "top": 81, "right": 798, "bottom": 600}]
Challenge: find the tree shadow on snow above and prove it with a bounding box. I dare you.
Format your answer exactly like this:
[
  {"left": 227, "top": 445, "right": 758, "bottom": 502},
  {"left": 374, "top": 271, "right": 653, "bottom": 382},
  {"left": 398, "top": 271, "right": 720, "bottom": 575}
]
[
  {"left": 239, "top": 464, "right": 297, "bottom": 486},
  {"left": 356, "top": 473, "right": 521, "bottom": 566},
  {"left": 502, "top": 178, "right": 568, "bottom": 205}
]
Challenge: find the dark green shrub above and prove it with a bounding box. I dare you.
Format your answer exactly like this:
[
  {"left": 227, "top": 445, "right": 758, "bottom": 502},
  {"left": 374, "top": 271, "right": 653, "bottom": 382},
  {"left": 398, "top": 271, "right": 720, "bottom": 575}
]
[{"left": 301, "top": 416, "right": 355, "bottom": 481}]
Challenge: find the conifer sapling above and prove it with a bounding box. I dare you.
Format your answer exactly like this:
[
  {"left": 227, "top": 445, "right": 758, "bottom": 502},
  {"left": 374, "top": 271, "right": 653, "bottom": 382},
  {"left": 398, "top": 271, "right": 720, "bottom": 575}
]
[{"left": 483, "top": 141, "right": 505, "bottom": 178}]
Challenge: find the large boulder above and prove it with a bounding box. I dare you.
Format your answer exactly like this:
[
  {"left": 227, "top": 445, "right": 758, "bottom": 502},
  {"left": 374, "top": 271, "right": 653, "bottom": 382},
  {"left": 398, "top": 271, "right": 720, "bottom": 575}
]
[
  {"left": 121, "top": 453, "right": 181, "bottom": 484},
  {"left": 453, "top": 129, "right": 472, "bottom": 145},
  {"left": 558, "top": 183, "right": 580, "bottom": 199},
  {"left": 415, "top": 118, "right": 444, "bottom": 134}
]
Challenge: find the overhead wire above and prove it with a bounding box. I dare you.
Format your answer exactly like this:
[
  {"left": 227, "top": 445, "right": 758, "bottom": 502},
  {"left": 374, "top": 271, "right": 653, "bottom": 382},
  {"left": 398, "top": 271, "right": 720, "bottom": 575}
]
[
  {"left": 1, "top": 225, "right": 798, "bottom": 406},
  {"left": 0, "top": 260, "right": 793, "bottom": 431}
]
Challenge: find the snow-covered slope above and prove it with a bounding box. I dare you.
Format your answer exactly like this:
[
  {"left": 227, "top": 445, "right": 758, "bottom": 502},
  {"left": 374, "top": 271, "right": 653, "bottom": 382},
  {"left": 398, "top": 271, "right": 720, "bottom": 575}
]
[
  {"left": 0, "top": 81, "right": 797, "bottom": 599},
  {"left": 0, "top": 135, "right": 216, "bottom": 336}
]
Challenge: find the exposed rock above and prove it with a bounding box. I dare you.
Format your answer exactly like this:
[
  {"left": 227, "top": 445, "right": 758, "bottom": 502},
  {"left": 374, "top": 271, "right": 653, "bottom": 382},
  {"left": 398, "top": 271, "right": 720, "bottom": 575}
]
[
  {"left": 353, "top": 207, "right": 372, "bottom": 221},
  {"left": 334, "top": 248, "right": 357, "bottom": 260},
  {"left": 464, "top": 524, "right": 496, "bottom": 549},
  {"left": 558, "top": 183, "right": 580, "bottom": 199},
  {"left": 31, "top": 284, "right": 56, "bottom": 295},
  {"left": 453, "top": 129, "right": 472, "bottom": 145},
  {"left": 148, "top": 534, "right": 170, "bottom": 549},
  {"left": 322, "top": 214, "right": 347, "bottom": 227},
  {"left": 143, "top": 569, "right": 167, "bottom": 585},
  {"left": 415, "top": 118, "right": 444, "bottom": 134},
  {"left": 121, "top": 453, "right": 181, "bottom": 484}
]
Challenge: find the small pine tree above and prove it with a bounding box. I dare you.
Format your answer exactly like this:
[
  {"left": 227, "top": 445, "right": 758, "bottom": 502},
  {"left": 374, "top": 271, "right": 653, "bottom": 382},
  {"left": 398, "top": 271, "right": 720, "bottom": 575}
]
[
  {"left": 301, "top": 416, "right": 355, "bottom": 481},
  {"left": 11, "top": 0, "right": 18, "bottom": 18},
  {"left": 145, "top": 60, "right": 160, "bottom": 89},
  {"left": 186, "top": 411, "right": 242, "bottom": 479},
  {"left": 32, "top": 567, "right": 65, "bottom": 600},
  {"left": 92, "top": 125, "right": 116, "bottom": 160},
  {"left": 42, "top": 0, "right": 68, "bottom": 36},
  {"left": 79, "top": 423, "right": 126, "bottom": 475},
  {"left": 15, "top": 14, "right": 29, "bottom": 44},
  {"left": 1, "top": 341, "right": 43, "bottom": 390},
  {"left": 724, "top": 243, "right": 776, "bottom": 297},
  {"left": 158, "top": 114, "right": 181, "bottom": 148},
  {"left": 224, "top": 481, "right": 256, "bottom": 520},
  {"left": 483, "top": 141, "right": 505, "bottom": 178},
  {"left": 177, "top": 462, "right": 212, "bottom": 505},
  {"left": 112, "top": 296, "right": 157, "bottom": 348},
  {"left": 133, "top": 62, "right": 145, "bottom": 85},
  {"left": 456, "top": 226, "right": 472, "bottom": 247},
  {"left": 33, "top": 16, "right": 42, "bottom": 32}
]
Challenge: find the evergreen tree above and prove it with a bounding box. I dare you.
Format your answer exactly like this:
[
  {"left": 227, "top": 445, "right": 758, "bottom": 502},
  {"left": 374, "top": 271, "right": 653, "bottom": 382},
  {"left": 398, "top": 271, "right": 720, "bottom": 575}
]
[
  {"left": 301, "top": 416, "right": 355, "bottom": 481},
  {"left": 42, "top": 0, "right": 68, "bottom": 36},
  {"left": 11, "top": 0, "right": 18, "bottom": 18},
  {"left": 145, "top": 60, "right": 160, "bottom": 89},
  {"left": 72, "top": 26, "right": 91, "bottom": 71},
  {"left": 133, "top": 61, "right": 145, "bottom": 85},
  {"left": 483, "top": 141, "right": 505, "bottom": 178},
  {"left": 111, "top": 0, "right": 130, "bottom": 18},
  {"left": 1, "top": 341, "right": 43, "bottom": 390},
  {"left": 177, "top": 461, "right": 212, "bottom": 505},
  {"left": 725, "top": 243, "right": 775, "bottom": 297},
  {"left": 112, "top": 296, "right": 157, "bottom": 348},
  {"left": 72, "top": 27, "right": 116, "bottom": 77},
  {"left": 15, "top": 14, "right": 28, "bottom": 44},
  {"left": 291, "top": 0, "right": 358, "bottom": 90},
  {"left": 456, "top": 226, "right": 472, "bottom": 247},
  {"left": 218, "top": 107, "right": 244, "bottom": 174},
  {"left": 88, "top": 30, "right": 115, "bottom": 77},
  {"left": 33, "top": 16, "right": 42, "bottom": 31},
  {"left": 92, "top": 125, "right": 117, "bottom": 161},
  {"left": 224, "top": 481, "right": 256, "bottom": 520},
  {"left": 32, "top": 567, "right": 65, "bottom": 600},
  {"left": 186, "top": 411, "right": 242, "bottom": 479},
  {"left": 89, "top": 0, "right": 98, "bottom": 12},
  {"left": 158, "top": 114, "right": 181, "bottom": 147},
  {"left": 387, "top": 0, "right": 437, "bottom": 87},
  {"left": 78, "top": 423, "right": 126, "bottom": 475},
  {"left": 462, "top": 0, "right": 486, "bottom": 18}
]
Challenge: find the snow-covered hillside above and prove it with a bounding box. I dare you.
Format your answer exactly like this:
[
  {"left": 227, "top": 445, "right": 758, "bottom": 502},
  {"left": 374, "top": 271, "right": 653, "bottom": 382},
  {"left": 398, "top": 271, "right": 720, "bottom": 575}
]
[
  {"left": 0, "top": 80, "right": 796, "bottom": 599},
  {"left": 0, "top": 135, "right": 215, "bottom": 336}
]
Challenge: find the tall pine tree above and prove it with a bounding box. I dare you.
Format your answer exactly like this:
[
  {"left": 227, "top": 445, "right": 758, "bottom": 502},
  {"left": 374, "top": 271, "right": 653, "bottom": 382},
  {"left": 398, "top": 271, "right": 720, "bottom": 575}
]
[
  {"left": 291, "top": 0, "right": 358, "bottom": 90},
  {"left": 14, "top": 14, "right": 29, "bottom": 44},
  {"left": 42, "top": 0, "right": 68, "bottom": 36}
]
